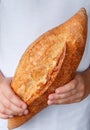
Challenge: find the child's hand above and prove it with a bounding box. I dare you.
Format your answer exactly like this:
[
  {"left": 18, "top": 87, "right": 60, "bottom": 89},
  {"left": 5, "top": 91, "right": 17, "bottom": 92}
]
[{"left": 0, "top": 77, "right": 28, "bottom": 119}]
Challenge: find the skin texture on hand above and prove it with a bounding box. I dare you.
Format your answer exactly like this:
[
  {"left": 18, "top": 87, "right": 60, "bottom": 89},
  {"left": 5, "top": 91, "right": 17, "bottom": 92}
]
[
  {"left": 0, "top": 71, "right": 28, "bottom": 119},
  {"left": 48, "top": 67, "right": 90, "bottom": 105}
]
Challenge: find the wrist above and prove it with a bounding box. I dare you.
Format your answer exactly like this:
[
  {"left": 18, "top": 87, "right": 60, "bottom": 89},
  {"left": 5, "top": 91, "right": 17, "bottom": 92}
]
[{"left": 80, "top": 68, "right": 90, "bottom": 93}]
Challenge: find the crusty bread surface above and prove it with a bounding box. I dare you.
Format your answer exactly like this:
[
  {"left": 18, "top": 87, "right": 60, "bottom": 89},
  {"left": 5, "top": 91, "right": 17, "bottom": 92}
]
[{"left": 8, "top": 8, "right": 87, "bottom": 129}]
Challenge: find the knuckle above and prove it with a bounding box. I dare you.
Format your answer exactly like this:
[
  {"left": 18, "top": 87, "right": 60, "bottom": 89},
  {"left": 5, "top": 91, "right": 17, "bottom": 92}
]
[
  {"left": 69, "top": 82, "right": 75, "bottom": 90},
  {"left": 71, "top": 83, "right": 76, "bottom": 89}
]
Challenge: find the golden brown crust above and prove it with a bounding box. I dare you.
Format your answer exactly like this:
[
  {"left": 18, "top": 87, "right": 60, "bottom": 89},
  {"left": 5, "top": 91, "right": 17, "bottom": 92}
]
[{"left": 8, "top": 8, "right": 87, "bottom": 129}]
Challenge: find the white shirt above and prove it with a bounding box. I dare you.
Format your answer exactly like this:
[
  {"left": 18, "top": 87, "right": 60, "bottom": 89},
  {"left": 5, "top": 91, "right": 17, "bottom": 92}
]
[{"left": 0, "top": 0, "right": 90, "bottom": 130}]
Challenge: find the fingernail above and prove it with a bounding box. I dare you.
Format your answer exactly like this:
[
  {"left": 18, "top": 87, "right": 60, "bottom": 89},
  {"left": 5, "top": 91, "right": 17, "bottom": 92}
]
[
  {"left": 55, "top": 89, "right": 60, "bottom": 94},
  {"left": 49, "top": 96, "right": 54, "bottom": 100},
  {"left": 18, "top": 113, "right": 23, "bottom": 116},
  {"left": 22, "top": 104, "right": 27, "bottom": 109},
  {"left": 24, "top": 109, "right": 29, "bottom": 115},
  {"left": 9, "top": 115, "right": 13, "bottom": 118},
  {"left": 47, "top": 100, "right": 52, "bottom": 105}
]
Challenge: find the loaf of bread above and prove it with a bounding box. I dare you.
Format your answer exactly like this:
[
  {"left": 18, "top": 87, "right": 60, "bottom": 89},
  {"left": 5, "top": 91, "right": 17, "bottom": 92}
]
[{"left": 8, "top": 8, "right": 87, "bottom": 129}]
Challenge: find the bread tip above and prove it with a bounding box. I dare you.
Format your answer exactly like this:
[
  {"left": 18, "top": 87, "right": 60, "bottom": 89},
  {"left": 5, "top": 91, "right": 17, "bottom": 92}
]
[{"left": 79, "top": 7, "right": 87, "bottom": 15}]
